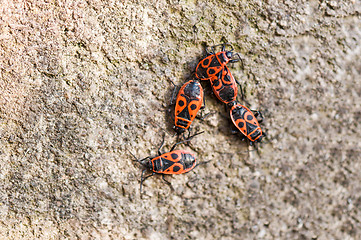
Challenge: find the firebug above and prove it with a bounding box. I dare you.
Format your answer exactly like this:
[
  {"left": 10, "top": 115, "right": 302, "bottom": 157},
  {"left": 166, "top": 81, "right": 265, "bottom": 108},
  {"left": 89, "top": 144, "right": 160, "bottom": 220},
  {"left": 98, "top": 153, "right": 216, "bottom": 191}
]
[
  {"left": 173, "top": 79, "right": 204, "bottom": 135},
  {"left": 229, "top": 101, "right": 264, "bottom": 143},
  {"left": 128, "top": 132, "right": 208, "bottom": 193},
  {"left": 195, "top": 43, "right": 242, "bottom": 81}
]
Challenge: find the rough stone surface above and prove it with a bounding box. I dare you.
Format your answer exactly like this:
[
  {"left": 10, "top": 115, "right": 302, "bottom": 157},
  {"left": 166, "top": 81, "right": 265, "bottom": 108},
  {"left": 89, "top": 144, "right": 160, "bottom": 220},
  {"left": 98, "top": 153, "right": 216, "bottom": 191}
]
[{"left": 0, "top": 0, "right": 360, "bottom": 239}]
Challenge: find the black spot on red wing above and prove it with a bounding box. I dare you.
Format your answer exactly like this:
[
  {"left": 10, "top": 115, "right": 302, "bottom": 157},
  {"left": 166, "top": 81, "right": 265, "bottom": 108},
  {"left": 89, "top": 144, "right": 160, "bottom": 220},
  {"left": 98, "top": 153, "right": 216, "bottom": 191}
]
[
  {"left": 177, "top": 110, "right": 180, "bottom": 113},
  {"left": 190, "top": 104, "right": 197, "bottom": 110},
  {"left": 171, "top": 153, "right": 178, "bottom": 159},
  {"left": 178, "top": 100, "right": 184, "bottom": 107},
  {"left": 203, "top": 58, "right": 209, "bottom": 66},
  {"left": 210, "top": 57, "right": 221, "bottom": 66},
  {"left": 238, "top": 122, "right": 244, "bottom": 128},
  {"left": 247, "top": 115, "right": 254, "bottom": 121},
  {"left": 173, "top": 166, "right": 181, "bottom": 172}
]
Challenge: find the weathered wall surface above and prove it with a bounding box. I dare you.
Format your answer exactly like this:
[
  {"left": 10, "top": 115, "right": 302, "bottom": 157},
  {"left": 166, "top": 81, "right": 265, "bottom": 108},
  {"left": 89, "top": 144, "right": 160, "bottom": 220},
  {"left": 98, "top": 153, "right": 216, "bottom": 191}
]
[{"left": 0, "top": 0, "right": 360, "bottom": 239}]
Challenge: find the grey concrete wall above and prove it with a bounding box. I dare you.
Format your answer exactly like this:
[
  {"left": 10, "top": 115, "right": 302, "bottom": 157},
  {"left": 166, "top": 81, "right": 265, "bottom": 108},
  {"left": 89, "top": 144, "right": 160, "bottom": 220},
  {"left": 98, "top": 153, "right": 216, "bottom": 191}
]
[{"left": 0, "top": 0, "right": 360, "bottom": 239}]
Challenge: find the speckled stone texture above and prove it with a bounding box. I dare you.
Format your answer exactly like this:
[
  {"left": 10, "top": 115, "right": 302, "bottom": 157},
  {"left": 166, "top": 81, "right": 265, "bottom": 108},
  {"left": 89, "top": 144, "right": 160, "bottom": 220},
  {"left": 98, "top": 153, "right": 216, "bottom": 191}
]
[{"left": 0, "top": 0, "right": 360, "bottom": 239}]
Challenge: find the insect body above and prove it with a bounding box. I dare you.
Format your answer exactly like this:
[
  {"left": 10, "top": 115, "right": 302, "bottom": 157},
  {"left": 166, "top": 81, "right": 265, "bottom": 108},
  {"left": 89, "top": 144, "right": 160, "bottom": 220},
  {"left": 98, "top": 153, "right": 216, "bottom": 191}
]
[
  {"left": 174, "top": 80, "right": 204, "bottom": 134},
  {"left": 195, "top": 43, "right": 241, "bottom": 81},
  {"left": 129, "top": 132, "right": 206, "bottom": 193},
  {"left": 195, "top": 53, "right": 224, "bottom": 81},
  {"left": 210, "top": 65, "right": 238, "bottom": 104},
  {"left": 229, "top": 102, "right": 263, "bottom": 142},
  {"left": 146, "top": 150, "right": 196, "bottom": 175}
]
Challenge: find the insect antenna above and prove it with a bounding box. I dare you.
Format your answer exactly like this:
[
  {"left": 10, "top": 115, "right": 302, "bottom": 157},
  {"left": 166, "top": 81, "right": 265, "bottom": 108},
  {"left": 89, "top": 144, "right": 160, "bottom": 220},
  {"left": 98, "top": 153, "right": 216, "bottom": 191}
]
[
  {"left": 126, "top": 149, "right": 151, "bottom": 165},
  {"left": 168, "top": 79, "right": 179, "bottom": 106},
  {"left": 127, "top": 149, "right": 140, "bottom": 162},
  {"left": 194, "top": 160, "right": 212, "bottom": 169}
]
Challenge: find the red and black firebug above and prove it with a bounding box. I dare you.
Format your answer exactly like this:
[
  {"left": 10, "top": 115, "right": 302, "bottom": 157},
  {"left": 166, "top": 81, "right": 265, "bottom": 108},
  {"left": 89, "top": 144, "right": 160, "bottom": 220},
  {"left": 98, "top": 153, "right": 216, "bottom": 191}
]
[
  {"left": 128, "top": 132, "right": 208, "bottom": 193},
  {"left": 195, "top": 43, "right": 242, "bottom": 81},
  {"left": 228, "top": 101, "right": 264, "bottom": 143},
  {"left": 173, "top": 79, "right": 204, "bottom": 135}
]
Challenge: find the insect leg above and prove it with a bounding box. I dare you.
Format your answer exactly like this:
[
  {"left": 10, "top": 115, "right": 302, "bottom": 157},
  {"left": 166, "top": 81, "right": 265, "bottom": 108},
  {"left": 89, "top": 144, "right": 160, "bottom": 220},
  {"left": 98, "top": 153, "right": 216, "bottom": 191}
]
[
  {"left": 161, "top": 175, "right": 173, "bottom": 191},
  {"left": 235, "top": 82, "right": 250, "bottom": 106},
  {"left": 231, "top": 125, "right": 242, "bottom": 135},
  {"left": 257, "top": 132, "right": 270, "bottom": 144},
  {"left": 140, "top": 170, "right": 155, "bottom": 194},
  {"left": 170, "top": 131, "right": 204, "bottom": 152},
  {"left": 169, "top": 80, "right": 179, "bottom": 106},
  {"left": 201, "top": 90, "right": 206, "bottom": 109},
  {"left": 251, "top": 110, "right": 264, "bottom": 123},
  {"left": 195, "top": 93, "right": 213, "bottom": 120},
  {"left": 207, "top": 43, "right": 226, "bottom": 54},
  {"left": 196, "top": 111, "right": 214, "bottom": 121},
  {"left": 158, "top": 134, "right": 166, "bottom": 155},
  {"left": 229, "top": 53, "right": 244, "bottom": 67}
]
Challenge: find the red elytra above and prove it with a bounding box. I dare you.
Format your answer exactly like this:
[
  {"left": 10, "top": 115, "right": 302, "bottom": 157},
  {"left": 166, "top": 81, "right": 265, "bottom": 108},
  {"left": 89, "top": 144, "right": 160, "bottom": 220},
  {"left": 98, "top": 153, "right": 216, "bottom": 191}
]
[
  {"left": 129, "top": 132, "right": 206, "bottom": 194},
  {"left": 230, "top": 103, "right": 263, "bottom": 142},
  {"left": 174, "top": 80, "right": 204, "bottom": 134},
  {"left": 195, "top": 43, "right": 240, "bottom": 81},
  {"left": 148, "top": 150, "right": 197, "bottom": 175},
  {"left": 210, "top": 65, "right": 238, "bottom": 104}
]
